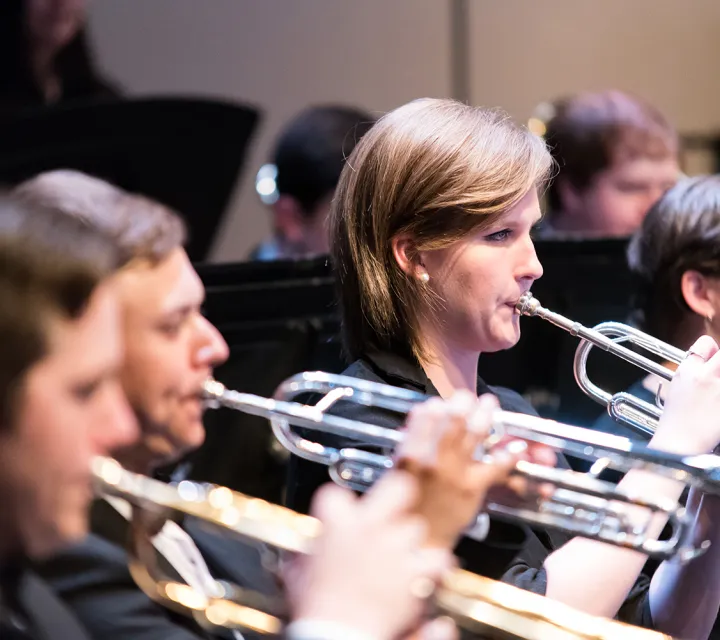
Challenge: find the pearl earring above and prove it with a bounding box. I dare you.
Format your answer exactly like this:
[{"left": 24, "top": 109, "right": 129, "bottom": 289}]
[{"left": 419, "top": 272, "right": 430, "bottom": 283}]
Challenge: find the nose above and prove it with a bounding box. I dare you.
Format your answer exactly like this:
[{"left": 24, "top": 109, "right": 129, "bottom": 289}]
[
  {"left": 517, "top": 236, "right": 543, "bottom": 285},
  {"left": 193, "top": 315, "right": 230, "bottom": 369},
  {"left": 96, "top": 384, "right": 139, "bottom": 454}
]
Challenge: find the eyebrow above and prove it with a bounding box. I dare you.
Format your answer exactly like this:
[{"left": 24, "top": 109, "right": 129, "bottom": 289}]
[
  {"left": 160, "top": 296, "right": 204, "bottom": 317},
  {"left": 161, "top": 304, "right": 194, "bottom": 318},
  {"left": 160, "top": 288, "right": 206, "bottom": 317}
]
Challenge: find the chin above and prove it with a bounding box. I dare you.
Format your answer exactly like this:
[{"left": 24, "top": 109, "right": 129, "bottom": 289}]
[
  {"left": 484, "top": 331, "right": 521, "bottom": 353},
  {"left": 178, "top": 419, "right": 206, "bottom": 453},
  {"left": 475, "top": 317, "right": 522, "bottom": 353},
  {"left": 484, "top": 340, "right": 519, "bottom": 353}
]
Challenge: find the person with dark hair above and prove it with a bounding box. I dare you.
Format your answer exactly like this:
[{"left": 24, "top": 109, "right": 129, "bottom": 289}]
[
  {"left": 286, "top": 97, "right": 720, "bottom": 640},
  {"left": 539, "top": 90, "right": 680, "bottom": 237},
  {"left": 0, "top": 0, "right": 119, "bottom": 119},
  {"left": 593, "top": 175, "right": 720, "bottom": 437},
  {"left": 0, "top": 196, "right": 138, "bottom": 639},
  {"left": 250, "top": 105, "right": 375, "bottom": 260}
]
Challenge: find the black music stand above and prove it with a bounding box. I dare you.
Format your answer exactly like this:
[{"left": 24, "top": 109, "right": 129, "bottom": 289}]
[
  {"left": 188, "top": 257, "right": 342, "bottom": 501},
  {"left": 0, "top": 96, "right": 261, "bottom": 261}
]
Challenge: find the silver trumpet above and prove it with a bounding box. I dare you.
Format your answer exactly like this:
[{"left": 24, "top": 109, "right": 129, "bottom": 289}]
[
  {"left": 203, "top": 373, "right": 720, "bottom": 562},
  {"left": 515, "top": 292, "right": 686, "bottom": 437},
  {"left": 93, "top": 456, "right": 673, "bottom": 640}
]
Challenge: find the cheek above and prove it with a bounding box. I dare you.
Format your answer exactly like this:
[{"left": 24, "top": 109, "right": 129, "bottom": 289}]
[
  {"left": 433, "top": 264, "right": 499, "bottom": 329},
  {"left": 126, "top": 336, "right": 188, "bottom": 389},
  {"left": 453, "top": 258, "right": 502, "bottom": 305},
  {"left": 593, "top": 187, "right": 637, "bottom": 219},
  {"left": 17, "top": 408, "right": 86, "bottom": 483}
]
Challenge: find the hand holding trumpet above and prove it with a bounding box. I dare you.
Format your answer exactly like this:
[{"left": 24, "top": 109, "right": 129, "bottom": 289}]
[
  {"left": 395, "top": 391, "right": 556, "bottom": 550},
  {"left": 285, "top": 392, "right": 556, "bottom": 639},
  {"left": 653, "top": 335, "right": 720, "bottom": 456},
  {"left": 288, "top": 474, "right": 454, "bottom": 640}
]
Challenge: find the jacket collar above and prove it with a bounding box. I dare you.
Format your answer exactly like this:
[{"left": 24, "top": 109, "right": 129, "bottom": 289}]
[{"left": 363, "top": 348, "right": 492, "bottom": 397}]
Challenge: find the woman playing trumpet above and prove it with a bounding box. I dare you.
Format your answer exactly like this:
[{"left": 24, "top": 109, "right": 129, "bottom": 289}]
[{"left": 285, "top": 97, "right": 720, "bottom": 639}]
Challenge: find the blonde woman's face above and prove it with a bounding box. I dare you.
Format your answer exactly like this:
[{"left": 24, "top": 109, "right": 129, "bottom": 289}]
[{"left": 420, "top": 190, "right": 543, "bottom": 353}]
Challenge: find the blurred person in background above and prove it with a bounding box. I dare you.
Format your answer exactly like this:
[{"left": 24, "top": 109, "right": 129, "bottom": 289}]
[
  {"left": 0, "top": 0, "right": 120, "bottom": 120},
  {"left": 537, "top": 90, "right": 681, "bottom": 238},
  {"left": 250, "top": 105, "right": 375, "bottom": 261}
]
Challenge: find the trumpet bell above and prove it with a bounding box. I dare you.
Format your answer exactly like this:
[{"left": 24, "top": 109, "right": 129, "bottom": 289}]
[{"left": 515, "top": 292, "right": 686, "bottom": 437}]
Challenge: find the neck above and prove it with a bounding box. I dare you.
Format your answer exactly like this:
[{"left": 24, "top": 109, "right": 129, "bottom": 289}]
[
  {"left": 418, "top": 324, "right": 479, "bottom": 398},
  {"left": 113, "top": 428, "right": 184, "bottom": 477}
]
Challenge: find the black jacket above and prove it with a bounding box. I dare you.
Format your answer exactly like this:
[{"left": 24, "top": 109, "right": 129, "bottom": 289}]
[
  {"left": 1, "top": 560, "right": 93, "bottom": 640},
  {"left": 34, "top": 498, "right": 281, "bottom": 640}
]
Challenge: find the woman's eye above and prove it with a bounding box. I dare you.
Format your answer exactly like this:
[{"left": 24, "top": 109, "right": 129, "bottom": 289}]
[{"left": 485, "top": 229, "right": 512, "bottom": 242}]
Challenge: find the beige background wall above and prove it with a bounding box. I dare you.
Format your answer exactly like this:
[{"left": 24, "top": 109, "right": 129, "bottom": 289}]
[
  {"left": 88, "top": 0, "right": 451, "bottom": 261},
  {"left": 88, "top": 0, "right": 720, "bottom": 262},
  {"left": 467, "top": 0, "right": 720, "bottom": 131}
]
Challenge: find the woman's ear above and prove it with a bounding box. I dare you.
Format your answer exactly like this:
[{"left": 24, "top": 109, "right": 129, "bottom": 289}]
[
  {"left": 391, "top": 234, "right": 428, "bottom": 281},
  {"left": 680, "top": 270, "right": 715, "bottom": 319}
]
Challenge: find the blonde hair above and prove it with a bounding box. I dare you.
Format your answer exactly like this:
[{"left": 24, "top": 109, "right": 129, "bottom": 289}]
[{"left": 331, "top": 98, "right": 553, "bottom": 362}]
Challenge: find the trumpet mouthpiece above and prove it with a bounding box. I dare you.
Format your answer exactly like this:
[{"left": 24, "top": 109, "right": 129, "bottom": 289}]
[
  {"left": 515, "top": 292, "right": 541, "bottom": 316},
  {"left": 202, "top": 378, "right": 226, "bottom": 408}
]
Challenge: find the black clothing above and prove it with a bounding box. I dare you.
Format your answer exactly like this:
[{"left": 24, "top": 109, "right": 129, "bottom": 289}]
[
  {"left": 34, "top": 499, "right": 280, "bottom": 640},
  {"left": 1, "top": 559, "right": 93, "bottom": 640}
]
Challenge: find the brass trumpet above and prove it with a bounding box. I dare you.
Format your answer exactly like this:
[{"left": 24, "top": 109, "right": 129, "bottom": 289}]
[
  {"left": 92, "top": 457, "right": 672, "bottom": 640},
  {"left": 515, "top": 292, "right": 686, "bottom": 437},
  {"left": 204, "top": 373, "right": 720, "bottom": 561}
]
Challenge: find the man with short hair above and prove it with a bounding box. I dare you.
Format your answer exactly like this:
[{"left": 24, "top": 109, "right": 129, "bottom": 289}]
[{"left": 540, "top": 90, "right": 681, "bottom": 237}]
